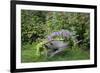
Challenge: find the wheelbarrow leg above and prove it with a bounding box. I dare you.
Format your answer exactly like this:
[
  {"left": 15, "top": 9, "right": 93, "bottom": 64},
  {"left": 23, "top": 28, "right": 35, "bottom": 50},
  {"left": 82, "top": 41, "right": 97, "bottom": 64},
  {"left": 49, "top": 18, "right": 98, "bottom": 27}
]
[{"left": 49, "top": 48, "right": 65, "bottom": 58}]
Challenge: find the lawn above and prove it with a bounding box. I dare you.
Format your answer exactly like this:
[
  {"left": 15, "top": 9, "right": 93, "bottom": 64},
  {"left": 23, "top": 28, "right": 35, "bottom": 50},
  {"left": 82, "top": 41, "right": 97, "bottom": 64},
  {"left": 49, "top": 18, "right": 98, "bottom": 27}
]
[{"left": 21, "top": 42, "right": 90, "bottom": 63}]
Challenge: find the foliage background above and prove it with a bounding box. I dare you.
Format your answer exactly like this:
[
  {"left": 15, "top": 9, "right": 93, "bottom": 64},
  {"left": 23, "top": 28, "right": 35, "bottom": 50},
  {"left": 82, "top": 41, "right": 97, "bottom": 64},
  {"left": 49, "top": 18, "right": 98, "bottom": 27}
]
[{"left": 21, "top": 10, "right": 90, "bottom": 62}]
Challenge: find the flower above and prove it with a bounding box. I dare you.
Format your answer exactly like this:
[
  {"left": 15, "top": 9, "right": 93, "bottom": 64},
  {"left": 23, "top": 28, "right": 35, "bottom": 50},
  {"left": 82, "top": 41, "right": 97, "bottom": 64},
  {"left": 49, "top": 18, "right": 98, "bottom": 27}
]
[
  {"left": 47, "top": 36, "right": 52, "bottom": 41},
  {"left": 47, "top": 30, "right": 74, "bottom": 41},
  {"left": 61, "top": 30, "right": 72, "bottom": 38}
]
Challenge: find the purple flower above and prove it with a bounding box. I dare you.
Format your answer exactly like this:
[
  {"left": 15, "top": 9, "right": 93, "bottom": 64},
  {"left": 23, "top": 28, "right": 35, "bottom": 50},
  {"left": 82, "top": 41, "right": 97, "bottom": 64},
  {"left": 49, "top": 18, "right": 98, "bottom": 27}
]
[
  {"left": 47, "top": 30, "right": 72, "bottom": 41},
  {"left": 61, "top": 30, "right": 71, "bottom": 38},
  {"left": 53, "top": 32, "right": 60, "bottom": 36},
  {"left": 47, "top": 36, "right": 52, "bottom": 41}
]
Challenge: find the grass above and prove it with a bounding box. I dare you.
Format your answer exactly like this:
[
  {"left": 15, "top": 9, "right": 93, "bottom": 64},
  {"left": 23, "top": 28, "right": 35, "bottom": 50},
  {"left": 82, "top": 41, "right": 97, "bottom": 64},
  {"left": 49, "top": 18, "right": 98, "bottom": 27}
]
[{"left": 21, "top": 42, "right": 90, "bottom": 63}]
